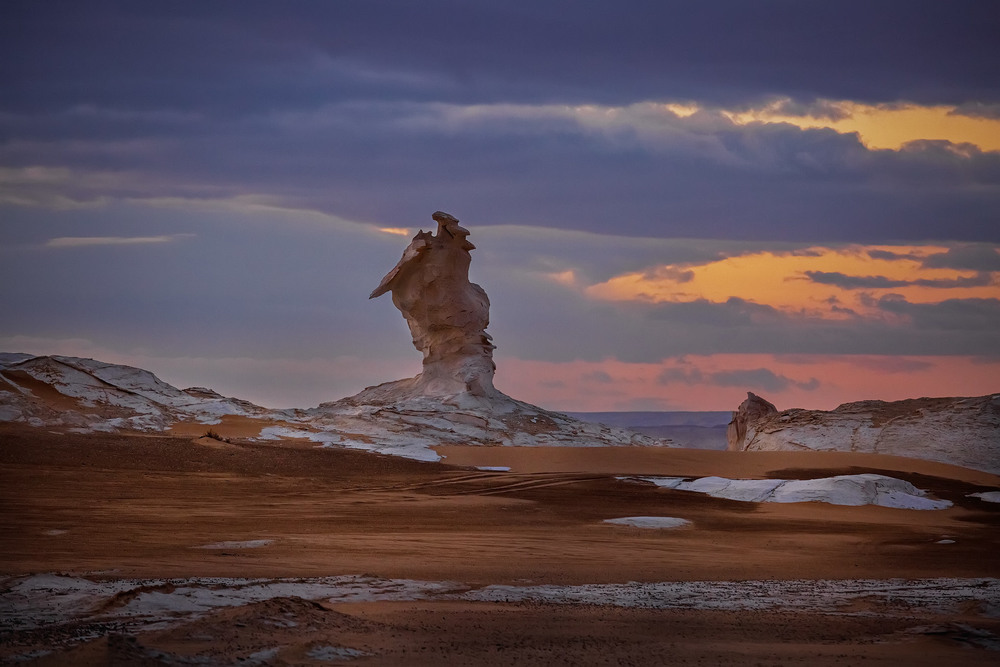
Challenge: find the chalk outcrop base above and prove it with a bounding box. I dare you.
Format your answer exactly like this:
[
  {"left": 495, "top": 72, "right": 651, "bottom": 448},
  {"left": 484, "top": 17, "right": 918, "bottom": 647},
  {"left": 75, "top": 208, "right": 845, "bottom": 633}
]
[{"left": 727, "top": 392, "right": 1000, "bottom": 474}]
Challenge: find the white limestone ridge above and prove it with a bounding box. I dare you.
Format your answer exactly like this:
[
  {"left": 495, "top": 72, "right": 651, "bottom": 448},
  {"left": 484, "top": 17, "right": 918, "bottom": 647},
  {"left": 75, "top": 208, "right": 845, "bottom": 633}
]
[
  {"left": 727, "top": 391, "right": 1000, "bottom": 474},
  {"left": 0, "top": 353, "right": 283, "bottom": 431},
  {"left": 307, "top": 211, "right": 666, "bottom": 450},
  {"left": 0, "top": 351, "right": 658, "bottom": 457}
]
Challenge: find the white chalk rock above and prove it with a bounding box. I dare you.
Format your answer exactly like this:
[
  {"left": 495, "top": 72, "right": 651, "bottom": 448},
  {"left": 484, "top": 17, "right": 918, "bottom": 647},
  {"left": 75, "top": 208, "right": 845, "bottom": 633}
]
[
  {"left": 727, "top": 392, "right": 1000, "bottom": 474},
  {"left": 603, "top": 516, "right": 691, "bottom": 529},
  {"left": 628, "top": 474, "right": 952, "bottom": 510},
  {"left": 367, "top": 211, "right": 497, "bottom": 399}
]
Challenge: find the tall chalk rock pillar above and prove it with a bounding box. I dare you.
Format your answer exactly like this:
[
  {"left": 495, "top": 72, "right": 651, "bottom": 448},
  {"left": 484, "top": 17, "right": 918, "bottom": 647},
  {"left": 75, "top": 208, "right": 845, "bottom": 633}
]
[{"left": 370, "top": 211, "right": 498, "bottom": 398}]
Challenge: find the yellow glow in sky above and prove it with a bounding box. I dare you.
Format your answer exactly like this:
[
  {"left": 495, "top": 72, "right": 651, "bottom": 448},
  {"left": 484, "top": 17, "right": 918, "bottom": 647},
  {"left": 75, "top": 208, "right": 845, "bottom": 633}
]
[
  {"left": 585, "top": 245, "right": 1000, "bottom": 319},
  {"left": 724, "top": 101, "right": 1000, "bottom": 151},
  {"left": 545, "top": 270, "right": 578, "bottom": 287},
  {"left": 663, "top": 103, "right": 699, "bottom": 118},
  {"left": 378, "top": 227, "right": 411, "bottom": 236}
]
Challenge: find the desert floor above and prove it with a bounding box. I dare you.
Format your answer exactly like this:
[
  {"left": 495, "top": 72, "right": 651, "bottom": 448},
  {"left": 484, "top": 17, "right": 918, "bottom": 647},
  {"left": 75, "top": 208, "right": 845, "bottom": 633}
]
[{"left": 2, "top": 424, "right": 999, "bottom": 665}]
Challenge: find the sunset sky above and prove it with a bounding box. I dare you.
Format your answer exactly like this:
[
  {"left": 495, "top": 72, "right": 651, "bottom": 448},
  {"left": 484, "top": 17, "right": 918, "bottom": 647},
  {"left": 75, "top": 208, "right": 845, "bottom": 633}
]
[{"left": 2, "top": 1, "right": 998, "bottom": 411}]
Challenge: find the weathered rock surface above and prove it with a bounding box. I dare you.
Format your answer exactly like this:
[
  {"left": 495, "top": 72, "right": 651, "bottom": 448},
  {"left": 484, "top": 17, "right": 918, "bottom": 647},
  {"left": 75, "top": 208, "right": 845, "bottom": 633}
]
[
  {"left": 0, "top": 353, "right": 279, "bottom": 431},
  {"left": 727, "top": 392, "right": 1000, "bottom": 474},
  {"left": 725, "top": 392, "right": 776, "bottom": 451},
  {"left": 0, "top": 353, "right": 663, "bottom": 460},
  {"left": 367, "top": 211, "right": 497, "bottom": 399},
  {"left": 304, "top": 391, "right": 663, "bottom": 460}
]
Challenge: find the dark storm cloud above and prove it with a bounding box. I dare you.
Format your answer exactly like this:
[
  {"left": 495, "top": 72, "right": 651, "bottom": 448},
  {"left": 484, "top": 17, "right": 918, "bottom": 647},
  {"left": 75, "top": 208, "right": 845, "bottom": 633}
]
[
  {"left": 657, "top": 365, "right": 819, "bottom": 392},
  {"left": 2, "top": 2, "right": 998, "bottom": 241},
  {"left": 475, "top": 230, "right": 761, "bottom": 285},
  {"left": 3, "top": 101, "right": 999, "bottom": 241},
  {"left": 706, "top": 369, "right": 819, "bottom": 393},
  {"left": 804, "top": 270, "right": 995, "bottom": 289},
  {"left": 657, "top": 367, "right": 704, "bottom": 385},
  {"left": 874, "top": 296, "right": 1000, "bottom": 332},
  {"left": 866, "top": 249, "right": 925, "bottom": 262},
  {"left": 838, "top": 357, "right": 935, "bottom": 373},
  {"left": 486, "top": 274, "right": 1000, "bottom": 364},
  {"left": 951, "top": 103, "right": 1000, "bottom": 120},
  {"left": 646, "top": 298, "right": 783, "bottom": 328},
  {"left": 921, "top": 245, "right": 1000, "bottom": 271},
  {"left": 581, "top": 370, "right": 614, "bottom": 384},
  {"left": 3, "top": 0, "right": 998, "bottom": 114}
]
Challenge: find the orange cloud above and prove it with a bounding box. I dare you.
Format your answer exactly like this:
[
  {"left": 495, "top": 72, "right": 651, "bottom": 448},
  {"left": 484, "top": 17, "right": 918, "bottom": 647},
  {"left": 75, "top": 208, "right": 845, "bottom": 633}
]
[
  {"left": 585, "top": 245, "right": 1000, "bottom": 319},
  {"left": 723, "top": 100, "right": 1000, "bottom": 151}
]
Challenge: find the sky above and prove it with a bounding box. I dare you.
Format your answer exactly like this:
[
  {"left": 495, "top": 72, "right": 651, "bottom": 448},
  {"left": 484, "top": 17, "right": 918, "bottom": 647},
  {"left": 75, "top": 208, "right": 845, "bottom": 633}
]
[{"left": 1, "top": 1, "right": 998, "bottom": 411}]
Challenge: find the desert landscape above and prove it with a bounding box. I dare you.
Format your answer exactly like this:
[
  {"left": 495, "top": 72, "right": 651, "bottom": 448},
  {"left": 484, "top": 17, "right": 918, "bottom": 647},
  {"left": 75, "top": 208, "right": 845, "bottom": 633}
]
[
  {"left": 2, "top": 213, "right": 998, "bottom": 664},
  {"left": 2, "top": 422, "right": 999, "bottom": 665},
  {"left": 4, "top": 4, "right": 1000, "bottom": 665}
]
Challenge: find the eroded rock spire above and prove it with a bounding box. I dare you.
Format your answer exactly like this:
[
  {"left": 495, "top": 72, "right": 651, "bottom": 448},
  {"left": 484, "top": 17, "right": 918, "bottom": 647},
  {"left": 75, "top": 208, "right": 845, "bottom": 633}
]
[{"left": 369, "top": 211, "right": 497, "bottom": 398}]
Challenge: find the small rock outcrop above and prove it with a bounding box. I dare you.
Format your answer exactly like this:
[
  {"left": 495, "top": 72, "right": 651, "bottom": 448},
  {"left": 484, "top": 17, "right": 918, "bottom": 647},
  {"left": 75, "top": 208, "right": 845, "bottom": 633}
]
[
  {"left": 726, "top": 392, "right": 777, "bottom": 451},
  {"left": 727, "top": 392, "right": 1000, "bottom": 474}
]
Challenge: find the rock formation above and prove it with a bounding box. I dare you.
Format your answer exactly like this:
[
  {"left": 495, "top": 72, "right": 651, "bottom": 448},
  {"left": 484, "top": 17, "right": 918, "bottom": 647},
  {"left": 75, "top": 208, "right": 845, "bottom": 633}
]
[
  {"left": 0, "top": 352, "right": 666, "bottom": 460},
  {"left": 727, "top": 392, "right": 1000, "bottom": 474},
  {"left": 365, "top": 211, "right": 497, "bottom": 400},
  {"left": 312, "top": 211, "right": 669, "bottom": 455},
  {"left": 725, "top": 392, "right": 777, "bottom": 451},
  {"left": 0, "top": 353, "right": 276, "bottom": 431},
  {"left": 0, "top": 213, "right": 671, "bottom": 459}
]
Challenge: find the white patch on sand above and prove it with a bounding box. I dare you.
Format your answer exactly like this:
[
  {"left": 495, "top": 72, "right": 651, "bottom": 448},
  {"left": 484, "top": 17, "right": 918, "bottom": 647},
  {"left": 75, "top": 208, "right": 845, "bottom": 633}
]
[
  {"left": 623, "top": 474, "right": 951, "bottom": 510},
  {"left": 603, "top": 517, "right": 691, "bottom": 529},
  {"left": 4, "top": 574, "right": 997, "bottom": 637},
  {"left": 0, "top": 574, "right": 467, "bottom": 635},
  {"left": 0, "top": 404, "right": 22, "bottom": 421},
  {"left": 194, "top": 540, "right": 273, "bottom": 549},
  {"left": 476, "top": 466, "right": 511, "bottom": 472},
  {"left": 463, "top": 578, "right": 1000, "bottom": 616},
  {"left": 970, "top": 491, "right": 1000, "bottom": 503},
  {"left": 333, "top": 438, "right": 443, "bottom": 462},
  {"left": 244, "top": 647, "right": 280, "bottom": 664},
  {"left": 259, "top": 425, "right": 442, "bottom": 462},
  {"left": 307, "top": 645, "right": 368, "bottom": 661},
  {"left": 258, "top": 426, "right": 317, "bottom": 440}
]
